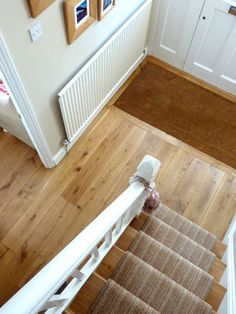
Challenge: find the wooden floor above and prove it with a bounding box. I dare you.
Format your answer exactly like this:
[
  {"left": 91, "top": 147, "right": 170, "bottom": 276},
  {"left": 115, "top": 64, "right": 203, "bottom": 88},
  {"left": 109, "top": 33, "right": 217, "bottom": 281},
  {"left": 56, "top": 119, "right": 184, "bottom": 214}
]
[{"left": 0, "top": 104, "right": 236, "bottom": 305}]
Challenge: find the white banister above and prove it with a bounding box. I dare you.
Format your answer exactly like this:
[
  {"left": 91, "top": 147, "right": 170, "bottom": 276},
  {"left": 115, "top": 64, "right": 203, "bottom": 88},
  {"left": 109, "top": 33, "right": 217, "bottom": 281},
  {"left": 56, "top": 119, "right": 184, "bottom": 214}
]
[{"left": 0, "top": 155, "right": 160, "bottom": 314}]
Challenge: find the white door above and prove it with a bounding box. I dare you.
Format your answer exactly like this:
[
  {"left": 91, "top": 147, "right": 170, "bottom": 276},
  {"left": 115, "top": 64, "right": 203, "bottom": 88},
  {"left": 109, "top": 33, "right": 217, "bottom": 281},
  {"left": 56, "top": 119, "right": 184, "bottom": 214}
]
[
  {"left": 184, "top": 0, "right": 236, "bottom": 95},
  {"left": 151, "top": 0, "right": 205, "bottom": 68}
]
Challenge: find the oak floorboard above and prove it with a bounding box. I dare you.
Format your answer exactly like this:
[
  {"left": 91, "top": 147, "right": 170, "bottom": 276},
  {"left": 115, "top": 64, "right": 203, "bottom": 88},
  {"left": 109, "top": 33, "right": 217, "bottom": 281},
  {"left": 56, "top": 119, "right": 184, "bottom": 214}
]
[
  {"left": 0, "top": 132, "right": 23, "bottom": 165},
  {"left": 0, "top": 149, "right": 41, "bottom": 213},
  {"left": 200, "top": 175, "right": 236, "bottom": 240},
  {"left": 0, "top": 107, "right": 235, "bottom": 306},
  {"left": 157, "top": 149, "right": 194, "bottom": 205},
  {"left": 104, "top": 131, "right": 163, "bottom": 206},
  {"left": 62, "top": 118, "right": 134, "bottom": 205},
  {"left": 183, "top": 165, "right": 225, "bottom": 225},
  {"left": 1, "top": 110, "right": 122, "bottom": 252},
  {"left": 111, "top": 106, "right": 236, "bottom": 177},
  {"left": 0, "top": 143, "right": 32, "bottom": 188},
  {"left": 166, "top": 158, "right": 209, "bottom": 214},
  {"left": 0, "top": 165, "right": 53, "bottom": 242}
]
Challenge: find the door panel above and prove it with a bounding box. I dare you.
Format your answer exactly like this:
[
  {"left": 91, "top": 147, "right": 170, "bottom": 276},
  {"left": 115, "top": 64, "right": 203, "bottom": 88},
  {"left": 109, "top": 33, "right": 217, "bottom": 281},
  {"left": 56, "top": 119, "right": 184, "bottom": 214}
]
[
  {"left": 151, "top": 0, "right": 205, "bottom": 68},
  {"left": 184, "top": 0, "right": 236, "bottom": 95}
]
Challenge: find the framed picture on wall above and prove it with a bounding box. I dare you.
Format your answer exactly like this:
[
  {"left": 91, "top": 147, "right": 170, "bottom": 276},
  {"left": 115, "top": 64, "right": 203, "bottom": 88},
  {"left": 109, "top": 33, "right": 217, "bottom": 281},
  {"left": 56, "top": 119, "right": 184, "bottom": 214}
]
[
  {"left": 98, "top": 0, "right": 116, "bottom": 21},
  {"left": 64, "top": 0, "right": 96, "bottom": 44},
  {"left": 27, "top": 0, "right": 55, "bottom": 18}
]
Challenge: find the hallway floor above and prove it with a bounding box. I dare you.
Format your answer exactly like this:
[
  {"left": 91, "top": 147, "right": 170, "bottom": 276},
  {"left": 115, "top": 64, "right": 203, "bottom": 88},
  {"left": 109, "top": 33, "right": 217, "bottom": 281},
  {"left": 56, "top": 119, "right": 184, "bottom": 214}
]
[{"left": 0, "top": 107, "right": 236, "bottom": 305}]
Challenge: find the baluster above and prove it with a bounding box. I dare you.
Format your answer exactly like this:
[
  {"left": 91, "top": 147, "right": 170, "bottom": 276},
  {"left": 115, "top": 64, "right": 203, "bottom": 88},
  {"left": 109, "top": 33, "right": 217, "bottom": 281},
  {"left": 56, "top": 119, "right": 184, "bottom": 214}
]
[
  {"left": 41, "top": 295, "right": 68, "bottom": 311},
  {"left": 72, "top": 270, "right": 86, "bottom": 281},
  {"left": 91, "top": 247, "right": 100, "bottom": 261},
  {"left": 124, "top": 206, "right": 132, "bottom": 224},
  {"left": 105, "top": 229, "right": 113, "bottom": 247},
  {"left": 115, "top": 215, "right": 124, "bottom": 234}
]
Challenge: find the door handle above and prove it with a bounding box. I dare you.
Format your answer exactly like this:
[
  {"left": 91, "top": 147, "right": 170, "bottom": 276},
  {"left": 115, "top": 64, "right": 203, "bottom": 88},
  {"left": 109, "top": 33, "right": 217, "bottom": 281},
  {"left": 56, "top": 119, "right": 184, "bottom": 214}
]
[{"left": 229, "top": 6, "right": 236, "bottom": 16}]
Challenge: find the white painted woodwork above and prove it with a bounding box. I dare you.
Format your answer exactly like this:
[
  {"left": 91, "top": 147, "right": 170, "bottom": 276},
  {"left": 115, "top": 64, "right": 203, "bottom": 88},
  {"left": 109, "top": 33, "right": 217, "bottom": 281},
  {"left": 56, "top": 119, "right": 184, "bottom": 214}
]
[
  {"left": 151, "top": 0, "right": 205, "bottom": 68},
  {"left": 0, "top": 155, "right": 161, "bottom": 314},
  {"left": 58, "top": 0, "right": 152, "bottom": 147},
  {"left": 184, "top": 0, "right": 236, "bottom": 95},
  {"left": 0, "top": 34, "right": 55, "bottom": 168}
]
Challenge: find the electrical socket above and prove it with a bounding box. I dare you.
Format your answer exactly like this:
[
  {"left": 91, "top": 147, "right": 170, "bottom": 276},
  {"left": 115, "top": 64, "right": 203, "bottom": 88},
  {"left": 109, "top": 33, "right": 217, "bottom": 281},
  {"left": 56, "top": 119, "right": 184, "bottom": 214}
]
[{"left": 29, "top": 22, "right": 43, "bottom": 42}]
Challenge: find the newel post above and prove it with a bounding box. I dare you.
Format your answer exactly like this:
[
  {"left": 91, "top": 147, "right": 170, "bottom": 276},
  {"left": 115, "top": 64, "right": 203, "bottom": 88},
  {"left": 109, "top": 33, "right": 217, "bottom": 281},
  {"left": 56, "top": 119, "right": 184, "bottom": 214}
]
[{"left": 130, "top": 155, "right": 161, "bottom": 216}]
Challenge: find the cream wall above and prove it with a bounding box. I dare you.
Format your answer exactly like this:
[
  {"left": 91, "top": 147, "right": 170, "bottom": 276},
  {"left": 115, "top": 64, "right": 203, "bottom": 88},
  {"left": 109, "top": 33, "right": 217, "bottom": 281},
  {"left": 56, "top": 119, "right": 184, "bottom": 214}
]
[{"left": 0, "top": 0, "right": 145, "bottom": 155}]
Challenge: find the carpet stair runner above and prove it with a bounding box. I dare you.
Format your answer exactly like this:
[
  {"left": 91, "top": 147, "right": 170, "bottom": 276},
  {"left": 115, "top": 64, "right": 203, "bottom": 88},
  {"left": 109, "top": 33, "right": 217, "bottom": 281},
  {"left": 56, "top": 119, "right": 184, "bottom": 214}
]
[
  {"left": 92, "top": 280, "right": 160, "bottom": 314},
  {"left": 68, "top": 205, "right": 227, "bottom": 314}
]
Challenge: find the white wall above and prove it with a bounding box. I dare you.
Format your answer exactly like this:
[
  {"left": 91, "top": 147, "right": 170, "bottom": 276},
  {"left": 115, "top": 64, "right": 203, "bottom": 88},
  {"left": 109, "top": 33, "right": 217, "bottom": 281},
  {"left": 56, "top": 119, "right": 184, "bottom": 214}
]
[{"left": 0, "top": 0, "right": 146, "bottom": 155}]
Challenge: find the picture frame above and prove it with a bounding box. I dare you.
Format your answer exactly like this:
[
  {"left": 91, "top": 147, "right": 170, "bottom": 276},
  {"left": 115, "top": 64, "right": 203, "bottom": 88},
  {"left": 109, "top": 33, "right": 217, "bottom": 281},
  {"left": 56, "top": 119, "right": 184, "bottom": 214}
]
[
  {"left": 27, "top": 0, "right": 55, "bottom": 18},
  {"left": 98, "top": 0, "right": 116, "bottom": 21},
  {"left": 64, "top": 0, "right": 96, "bottom": 44}
]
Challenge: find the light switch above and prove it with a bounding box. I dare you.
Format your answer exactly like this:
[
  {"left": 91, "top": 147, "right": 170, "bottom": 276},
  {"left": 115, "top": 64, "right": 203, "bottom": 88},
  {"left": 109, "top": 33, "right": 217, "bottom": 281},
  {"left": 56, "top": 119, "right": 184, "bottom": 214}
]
[{"left": 29, "top": 22, "right": 43, "bottom": 42}]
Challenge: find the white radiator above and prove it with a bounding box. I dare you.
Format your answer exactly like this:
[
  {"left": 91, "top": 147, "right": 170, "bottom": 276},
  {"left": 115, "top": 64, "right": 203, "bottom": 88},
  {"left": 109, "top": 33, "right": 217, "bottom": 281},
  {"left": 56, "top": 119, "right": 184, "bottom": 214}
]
[{"left": 58, "top": 0, "right": 152, "bottom": 146}]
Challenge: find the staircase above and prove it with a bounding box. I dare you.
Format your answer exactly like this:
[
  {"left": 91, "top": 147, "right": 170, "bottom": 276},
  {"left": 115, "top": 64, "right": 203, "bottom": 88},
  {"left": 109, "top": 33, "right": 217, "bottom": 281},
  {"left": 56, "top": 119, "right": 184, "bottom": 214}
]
[
  {"left": 67, "top": 204, "right": 227, "bottom": 314},
  {"left": 0, "top": 155, "right": 227, "bottom": 314}
]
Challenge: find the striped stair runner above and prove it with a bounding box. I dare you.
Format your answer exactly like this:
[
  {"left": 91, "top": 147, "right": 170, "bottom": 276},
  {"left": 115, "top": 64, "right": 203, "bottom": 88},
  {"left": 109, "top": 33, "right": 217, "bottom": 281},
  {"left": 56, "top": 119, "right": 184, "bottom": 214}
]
[
  {"left": 93, "top": 253, "right": 212, "bottom": 314},
  {"left": 92, "top": 279, "right": 160, "bottom": 314},
  {"left": 128, "top": 231, "right": 214, "bottom": 299},
  {"left": 142, "top": 217, "right": 216, "bottom": 271},
  {"left": 71, "top": 204, "right": 226, "bottom": 313},
  {"left": 155, "top": 204, "right": 216, "bottom": 251}
]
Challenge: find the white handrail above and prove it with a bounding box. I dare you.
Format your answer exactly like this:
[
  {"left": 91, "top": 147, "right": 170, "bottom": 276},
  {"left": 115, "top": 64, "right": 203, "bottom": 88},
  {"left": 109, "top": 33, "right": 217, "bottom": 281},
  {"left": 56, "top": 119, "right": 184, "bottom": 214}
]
[{"left": 0, "top": 155, "right": 160, "bottom": 314}]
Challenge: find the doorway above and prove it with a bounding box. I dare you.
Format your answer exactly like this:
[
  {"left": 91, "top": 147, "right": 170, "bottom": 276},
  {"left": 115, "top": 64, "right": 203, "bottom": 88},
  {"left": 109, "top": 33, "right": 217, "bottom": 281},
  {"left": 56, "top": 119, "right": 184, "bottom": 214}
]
[
  {"left": 0, "top": 33, "right": 55, "bottom": 168},
  {"left": 0, "top": 69, "right": 33, "bottom": 147}
]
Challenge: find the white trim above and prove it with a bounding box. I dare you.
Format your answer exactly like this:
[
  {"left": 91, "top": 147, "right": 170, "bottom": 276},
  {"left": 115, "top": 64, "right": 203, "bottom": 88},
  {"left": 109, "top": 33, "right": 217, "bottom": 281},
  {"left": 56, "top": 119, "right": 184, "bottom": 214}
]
[
  {"left": 147, "top": 0, "right": 161, "bottom": 55},
  {"left": 227, "top": 214, "right": 236, "bottom": 314},
  {"left": 53, "top": 147, "right": 67, "bottom": 165},
  {"left": 0, "top": 33, "right": 55, "bottom": 168},
  {"left": 224, "top": 213, "right": 236, "bottom": 244}
]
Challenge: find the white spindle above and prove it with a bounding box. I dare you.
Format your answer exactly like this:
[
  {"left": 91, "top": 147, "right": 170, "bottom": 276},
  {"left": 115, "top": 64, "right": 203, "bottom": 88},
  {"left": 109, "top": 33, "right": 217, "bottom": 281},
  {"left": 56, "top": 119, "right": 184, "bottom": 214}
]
[
  {"left": 91, "top": 247, "right": 100, "bottom": 261},
  {"left": 72, "top": 270, "right": 86, "bottom": 281},
  {"left": 42, "top": 295, "right": 68, "bottom": 311},
  {"left": 115, "top": 215, "right": 124, "bottom": 234},
  {"left": 105, "top": 229, "right": 113, "bottom": 247}
]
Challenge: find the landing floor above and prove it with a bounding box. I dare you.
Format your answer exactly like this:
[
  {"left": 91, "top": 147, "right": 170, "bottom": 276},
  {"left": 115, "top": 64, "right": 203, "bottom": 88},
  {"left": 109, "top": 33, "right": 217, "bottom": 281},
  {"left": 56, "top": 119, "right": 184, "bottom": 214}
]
[{"left": 0, "top": 106, "right": 235, "bottom": 304}]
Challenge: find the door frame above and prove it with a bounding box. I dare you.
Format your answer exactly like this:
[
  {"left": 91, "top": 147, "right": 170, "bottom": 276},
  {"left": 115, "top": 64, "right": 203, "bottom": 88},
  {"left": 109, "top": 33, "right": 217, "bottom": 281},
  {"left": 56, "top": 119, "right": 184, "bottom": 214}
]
[{"left": 0, "top": 33, "right": 55, "bottom": 168}]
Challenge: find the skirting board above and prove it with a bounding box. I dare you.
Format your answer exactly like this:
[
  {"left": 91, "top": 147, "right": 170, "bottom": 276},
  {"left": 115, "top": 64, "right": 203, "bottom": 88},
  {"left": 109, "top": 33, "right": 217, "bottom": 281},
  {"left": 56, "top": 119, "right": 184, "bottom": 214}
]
[{"left": 53, "top": 146, "right": 67, "bottom": 165}]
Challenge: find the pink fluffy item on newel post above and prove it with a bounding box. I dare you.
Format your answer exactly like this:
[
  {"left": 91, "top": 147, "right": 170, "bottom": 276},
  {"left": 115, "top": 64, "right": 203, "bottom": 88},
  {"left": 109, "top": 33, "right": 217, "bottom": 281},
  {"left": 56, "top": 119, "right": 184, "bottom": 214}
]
[
  {"left": 130, "top": 175, "right": 161, "bottom": 214},
  {"left": 143, "top": 190, "right": 160, "bottom": 214}
]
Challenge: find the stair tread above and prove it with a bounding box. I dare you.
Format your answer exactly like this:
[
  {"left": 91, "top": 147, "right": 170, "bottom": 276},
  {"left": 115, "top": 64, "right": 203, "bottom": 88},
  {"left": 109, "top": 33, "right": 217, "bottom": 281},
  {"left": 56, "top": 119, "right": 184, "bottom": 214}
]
[
  {"left": 69, "top": 207, "right": 227, "bottom": 313},
  {"left": 129, "top": 230, "right": 214, "bottom": 299},
  {"left": 69, "top": 273, "right": 106, "bottom": 314},
  {"left": 92, "top": 279, "right": 160, "bottom": 314},
  {"left": 209, "top": 257, "right": 226, "bottom": 281},
  {"left": 155, "top": 204, "right": 216, "bottom": 251},
  {"left": 142, "top": 216, "right": 216, "bottom": 272},
  {"left": 112, "top": 252, "right": 213, "bottom": 314},
  {"left": 96, "top": 244, "right": 226, "bottom": 311},
  {"left": 130, "top": 212, "right": 227, "bottom": 259},
  {"left": 117, "top": 226, "right": 226, "bottom": 281}
]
